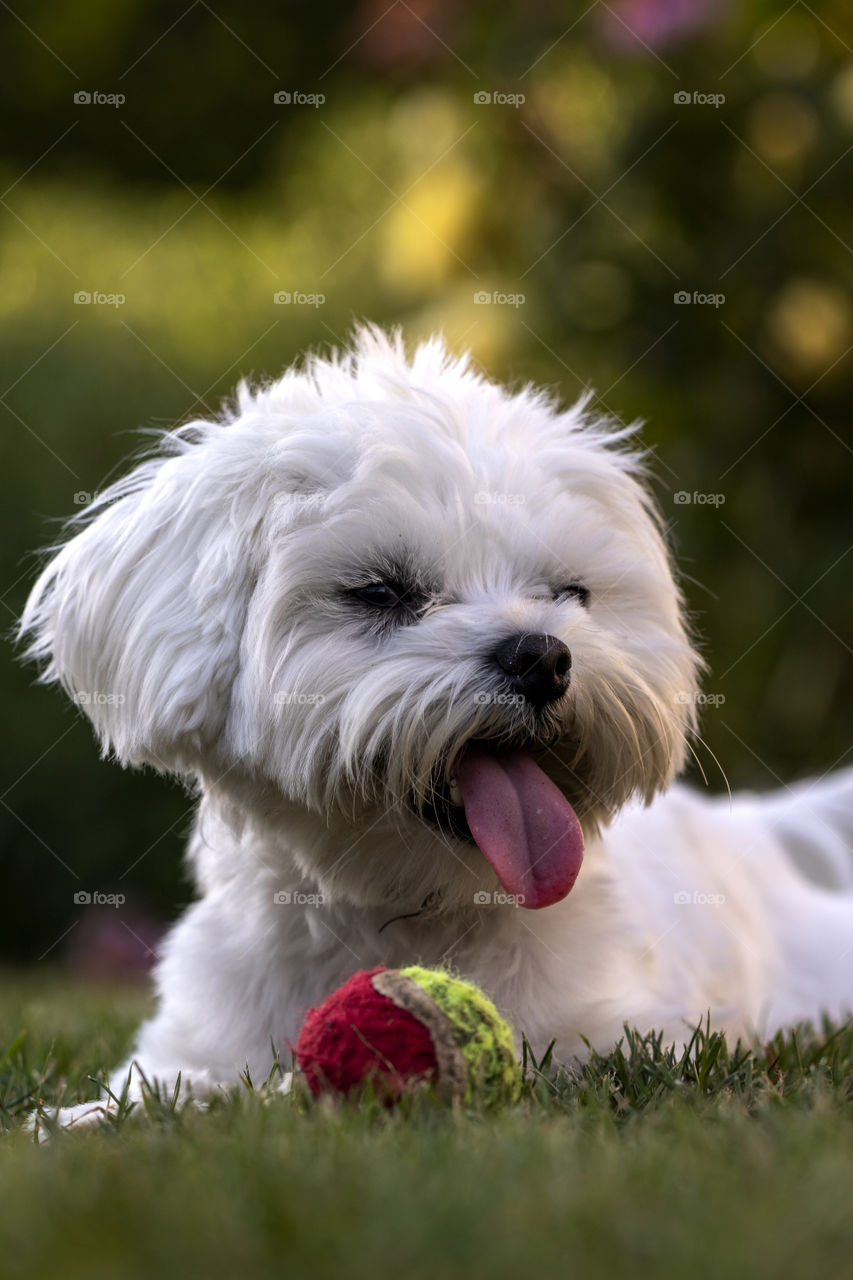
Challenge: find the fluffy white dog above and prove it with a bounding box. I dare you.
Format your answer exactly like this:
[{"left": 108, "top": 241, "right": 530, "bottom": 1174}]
[{"left": 21, "top": 325, "right": 853, "bottom": 1130}]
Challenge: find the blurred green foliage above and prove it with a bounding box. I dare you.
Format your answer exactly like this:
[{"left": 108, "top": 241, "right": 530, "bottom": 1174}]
[{"left": 2, "top": 0, "right": 851, "bottom": 961}]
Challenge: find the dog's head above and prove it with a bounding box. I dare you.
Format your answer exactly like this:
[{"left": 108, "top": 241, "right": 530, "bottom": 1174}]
[{"left": 21, "top": 327, "right": 700, "bottom": 911}]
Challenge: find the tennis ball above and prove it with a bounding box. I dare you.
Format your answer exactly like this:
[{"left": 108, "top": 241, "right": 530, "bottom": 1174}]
[{"left": 295, "top": 965, "right": 521, "bottom": 1108}]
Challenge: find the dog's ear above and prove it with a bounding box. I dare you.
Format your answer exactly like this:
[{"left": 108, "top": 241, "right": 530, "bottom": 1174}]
[{"left": 19, "top": 428, "right": 257, "bottom": 773}]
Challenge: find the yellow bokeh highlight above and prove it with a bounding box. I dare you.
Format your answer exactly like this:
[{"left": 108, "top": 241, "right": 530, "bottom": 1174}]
[
  {"left": 767, "top": 278, "right": 852, "bottom": 374},
  {"left": 830, "top": 61, "right": 853, "bottom": 128},
  {"left": 380, "top": 164, "right": 480, "bottom": 292},
  {"left": 748, "top": 92, "right": 819, "bottom": 166}
]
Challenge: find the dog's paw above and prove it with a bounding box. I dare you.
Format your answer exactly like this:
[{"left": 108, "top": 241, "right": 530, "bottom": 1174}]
[
  {"left": 24, "top": 1068, "right": 293, "bottom": 1139},
  {"left": 261, "top": 1070, "right": 293, "bottom": 1101},
  {"left": 26, "top": 1097, "right": 120, "bottom": 1142}
]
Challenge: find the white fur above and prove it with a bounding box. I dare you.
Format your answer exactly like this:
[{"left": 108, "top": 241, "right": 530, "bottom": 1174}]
[{"left": 20, "top": 326, "right": 853, "bottom": 1132}]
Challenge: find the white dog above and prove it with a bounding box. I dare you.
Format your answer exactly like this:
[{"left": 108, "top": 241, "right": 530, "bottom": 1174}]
[{"left": 20, "top": 325, "right": 853, "bottom": 1130}]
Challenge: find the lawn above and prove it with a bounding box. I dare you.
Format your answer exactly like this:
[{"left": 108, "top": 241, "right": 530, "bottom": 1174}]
[{"left": 2, "top": 973, "right": 853, "bottom": 1279}]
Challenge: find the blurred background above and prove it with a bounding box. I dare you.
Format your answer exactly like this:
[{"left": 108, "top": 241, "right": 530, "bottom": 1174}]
[{"left": 1, "top": 0, "right": 851, "bottom": 972}]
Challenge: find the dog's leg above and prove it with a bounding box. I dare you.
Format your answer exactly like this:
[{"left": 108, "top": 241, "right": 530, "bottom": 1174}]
[
  {"left": 28, "top": 1058, "right": 232, "bottom": 1140},
  {"left": 740, "top": 766, "right": 853, "bottom": 890}
]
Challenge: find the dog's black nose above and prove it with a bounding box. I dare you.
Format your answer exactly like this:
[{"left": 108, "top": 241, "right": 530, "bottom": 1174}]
[{"left": 493, "top": 633, "right": 572, "bottom": 708}]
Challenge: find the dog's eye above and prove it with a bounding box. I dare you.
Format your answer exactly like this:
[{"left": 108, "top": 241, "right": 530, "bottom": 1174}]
[
  {"left": 350, "top": 583, "right": 401, "bottom": 608},
  {"left": 554, "top": 584, "right": 590, "bottom": 607},
  {"left": 343, "top": 576, "right": 432, "bottom": 628}
]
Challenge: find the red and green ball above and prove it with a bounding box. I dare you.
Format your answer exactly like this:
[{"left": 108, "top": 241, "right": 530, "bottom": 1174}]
[{"left": 295, "top": 965, "right": 521, "bottom": 1108}]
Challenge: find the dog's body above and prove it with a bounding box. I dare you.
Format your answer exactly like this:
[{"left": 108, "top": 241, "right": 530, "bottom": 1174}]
[
  {"left": 20, "top": 327, "right": 853, "bottom": 1128},
  {"left": 137, "top": 773, "right": 853, "bottom": 1091}
]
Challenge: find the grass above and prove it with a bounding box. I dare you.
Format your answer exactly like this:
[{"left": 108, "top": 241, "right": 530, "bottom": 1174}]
[{"left": 3, "top": 973, "right": 853, "bottom": 1279}]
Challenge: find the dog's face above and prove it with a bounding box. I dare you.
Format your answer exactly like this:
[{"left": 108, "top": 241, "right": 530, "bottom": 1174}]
[{"left": 21, "top": 329, "right": 700, "bottom": 912}]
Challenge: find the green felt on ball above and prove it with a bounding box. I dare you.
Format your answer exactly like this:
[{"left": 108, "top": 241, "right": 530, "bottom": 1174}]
[{"left": 398, "top": 965, "right": 521, "bottom": 1108}]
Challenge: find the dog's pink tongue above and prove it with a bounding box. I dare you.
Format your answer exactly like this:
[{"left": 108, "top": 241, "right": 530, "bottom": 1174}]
[{"left": 457, "top": 747, "right": 584, "bottom": 910}]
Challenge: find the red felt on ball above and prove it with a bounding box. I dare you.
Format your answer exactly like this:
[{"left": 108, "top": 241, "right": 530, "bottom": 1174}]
[{"left": 295, "top": 966, "right": 439, "bottom": 1100}]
